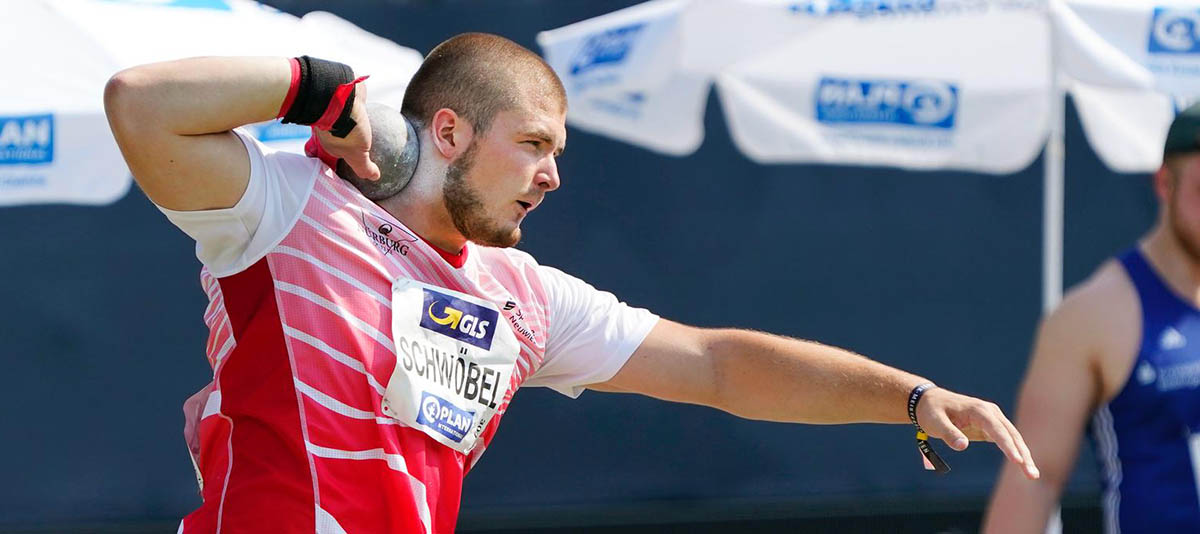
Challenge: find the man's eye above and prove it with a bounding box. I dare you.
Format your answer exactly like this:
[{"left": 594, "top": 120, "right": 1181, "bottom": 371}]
[{"left": 525, "top": 140, "right": 542, "bottom": 148}]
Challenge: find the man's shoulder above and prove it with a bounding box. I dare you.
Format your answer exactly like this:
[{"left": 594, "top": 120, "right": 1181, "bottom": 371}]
[
  {"left": 1059, "top": 259, "right": 1138, "bottom": 321},
  {"left": 1045, "top": 257, "right": 1140, "bottom": 373}
]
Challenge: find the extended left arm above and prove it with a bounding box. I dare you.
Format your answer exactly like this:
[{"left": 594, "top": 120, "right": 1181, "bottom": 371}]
[{"left": 592, "top": 319, "right": 1039, "bottom": 479}]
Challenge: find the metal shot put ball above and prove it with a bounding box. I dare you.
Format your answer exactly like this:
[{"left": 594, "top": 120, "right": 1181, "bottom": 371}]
[{"left": 336, "top": 102, "right": 419, "bottom": 201}]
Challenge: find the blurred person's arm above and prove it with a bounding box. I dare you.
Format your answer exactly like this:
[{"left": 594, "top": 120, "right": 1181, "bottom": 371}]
[
  {"left": 592, "top": 319, "right": 1040, "bottom": 480},
  {"left": 104, "top": 56, "right": 376, "bottom": 212},
  {"left": 982, "top": 262, "right": 1138, "bottom": 533}
]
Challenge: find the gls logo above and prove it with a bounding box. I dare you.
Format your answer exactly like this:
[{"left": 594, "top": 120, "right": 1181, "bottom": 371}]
[
  {"left": 416, "top": 391, "right": 474, "bottom": 443},
  {"left": 0, "top": 114, "right": 54, "bottom": 165},
  {"left": 816, "top": 77, "right": 958, "bottom": 129},
  {"left": 1150, "top": 8, "right": 1200, "bottom": 53},
  {"left": 420, "top": 288, "right": 498, "bottom": 350},
  {"left": 569, "top": 23, "right": 645, "bottom": 77}
]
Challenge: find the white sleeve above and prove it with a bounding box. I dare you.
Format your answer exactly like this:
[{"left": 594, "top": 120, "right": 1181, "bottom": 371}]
[
  {"left": 523, "top": 265, "right": 660, "bottom": 398},
  {"left": 156, "top": 128, "right": 321, "bottom": 277}
]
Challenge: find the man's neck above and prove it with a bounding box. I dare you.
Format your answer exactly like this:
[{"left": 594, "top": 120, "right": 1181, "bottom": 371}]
[
  {"left": 1142, "top": 223, "right": 1200, "bottom": 304},
  {"left": 376, "top": 191, "right": 467, "bottom": 255}
]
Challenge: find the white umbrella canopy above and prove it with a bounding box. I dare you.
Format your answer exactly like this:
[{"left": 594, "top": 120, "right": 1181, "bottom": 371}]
[
  {"left": 1055, "top": 0, "right": 1200, "bottom": 173},
  {"left": 0, "top": 0, "right": 423, "bottom": 206},
  {"left": 537, "top": 0, "right": 1054, "bottom": 173}
]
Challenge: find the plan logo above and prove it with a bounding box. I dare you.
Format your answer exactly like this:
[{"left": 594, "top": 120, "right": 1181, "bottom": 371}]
[
  {"left": 416, "top": 392, "right": 474, "bottom": 443},
  {"left": 420, "top": 288, "right": 498, "bottom": 350},
  {"left": 0, "top": 114, "right": 53, "bottom": 165},
  {"left": 1150, "top": 8, "right": 1200, "bottom": 54},
  {"left": 816, "top": 77, "right": 958, "bottom": 129}
]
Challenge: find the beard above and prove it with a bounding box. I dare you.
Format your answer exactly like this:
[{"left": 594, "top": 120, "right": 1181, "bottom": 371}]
[
  {"left": 1169, "top": 191, "right": 1200, "bottom": 264},
  {"left": 442, "top": 141, "right": 522, "bottom": 248}
]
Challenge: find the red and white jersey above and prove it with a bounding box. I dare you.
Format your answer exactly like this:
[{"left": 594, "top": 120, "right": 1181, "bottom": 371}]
[{"left": 163, "top": 130, "right": 658, "bottom": 534}]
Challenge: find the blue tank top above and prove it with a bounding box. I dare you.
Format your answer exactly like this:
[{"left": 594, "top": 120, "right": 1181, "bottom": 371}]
[{"left": 1088, "top": 248, "right": 1200, "bottom": 533}]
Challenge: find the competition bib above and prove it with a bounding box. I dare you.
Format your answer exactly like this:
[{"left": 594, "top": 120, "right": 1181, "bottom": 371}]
[{"left": 382, "top": 279, "right": 520, "bottom": 453}]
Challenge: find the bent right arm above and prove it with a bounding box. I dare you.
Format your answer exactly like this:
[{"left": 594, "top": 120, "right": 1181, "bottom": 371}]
[
  {"left": 982, "top": 279, "right": 1119, "bottom": 533},
  {"left": 104, "top": 57, "right": 292, "bottom": 211}
]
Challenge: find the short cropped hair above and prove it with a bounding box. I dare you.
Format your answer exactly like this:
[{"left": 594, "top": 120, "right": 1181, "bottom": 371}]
[{"left": 401, "top": 33, "right": 566, "bottom": 135}]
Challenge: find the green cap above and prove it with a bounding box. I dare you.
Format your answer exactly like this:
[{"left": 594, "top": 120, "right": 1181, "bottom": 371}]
[{"left": 1165, "top": 101, "right": 1200, "bottom": 155}]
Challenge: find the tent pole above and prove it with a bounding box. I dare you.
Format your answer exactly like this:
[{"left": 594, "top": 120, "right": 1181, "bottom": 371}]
[
  {"left": 1043, "top": 3, "right": 1066, "bottom": 533},
  {"left": 1043, "top": 21, "right": 1066, "bottom": 314}
]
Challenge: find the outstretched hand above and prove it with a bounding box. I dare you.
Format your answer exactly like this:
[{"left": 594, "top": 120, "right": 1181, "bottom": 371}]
[
  {"left": 316, "top": 82, "right": 380, "bottom": 180},
  {"left": 915, "top": 388, "right": 1040, "bottom": 480}
]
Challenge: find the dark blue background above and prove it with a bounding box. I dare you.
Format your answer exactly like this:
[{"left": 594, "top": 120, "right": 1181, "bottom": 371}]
[{"left": 0, "top": 1, "right": 1153, "bottom": 530}]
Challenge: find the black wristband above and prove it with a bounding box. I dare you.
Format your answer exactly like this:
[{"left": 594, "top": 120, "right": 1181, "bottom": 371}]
[
  {"left": 907, "top": 382, "right": 951, "bottom": 475},
  {"left": 328, "top": 85, "right": 358, "bottom": 138},
  {"left": 907, "top": 382, "right": 937, "bottom": 429},
  {"left": 282, "top": 56, "right": 355, "bottom": 126}
]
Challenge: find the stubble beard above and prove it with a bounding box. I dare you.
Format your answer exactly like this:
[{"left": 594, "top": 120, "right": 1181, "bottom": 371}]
[
  {"left": 1169, "top": 189, "right": 1200, "bottom": 265},
  {"left": 442, "top": 141, "right": 522, "bottom": 248}
]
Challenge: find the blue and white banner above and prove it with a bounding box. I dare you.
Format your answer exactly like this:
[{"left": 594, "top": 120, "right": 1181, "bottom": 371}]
[
  {"left": 1055, "top": 0, "right": 1200, "bottom": 173},
  {"left": 539, "top": 0, "right": 1051, "bottom": 173}
]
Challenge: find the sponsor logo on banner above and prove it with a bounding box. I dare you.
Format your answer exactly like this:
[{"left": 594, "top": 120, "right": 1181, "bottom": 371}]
[
  {"left": 1144, "top": 8, "right": 1200, "bottom": 81},
  {"left": 570, "top": 23, "right": 644, "bottom": 76},
  {"left": 1150, "top": 8, "right": 1200, "bottom": 54},
  {"left": 420, "top": 288, "right": 498, "bottom": 350},
  {"left": 567, "top": 23, "right": 645, "bottom": 92},
  {"left": 0, "top": 114, "right": 54, "bottom": 165},
  {"left": 415, "top": 391, "right": 474, "bottom": 443},
  {"left": 789, "top": 0, "right": 939, "bottom": 17},
  {"left": 787, "top": 0, "right": 1039, "bottom": 18},
  {"left": 816, "top": 77, "right": 958, "bottom": 129},
  {"left": 101, "top": 0, "right": 232, "bottom": 10},
  {"left": 584, "top": 92, "right": 646, "bottom": 119}
]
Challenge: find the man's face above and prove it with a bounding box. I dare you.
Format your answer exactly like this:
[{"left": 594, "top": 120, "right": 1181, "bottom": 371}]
[
  {"left": 1166, "top": 155, "right": 1200, "bottom": 263},
  {"left": 442, "top": 103, "right": 566, "bottom": 248}
]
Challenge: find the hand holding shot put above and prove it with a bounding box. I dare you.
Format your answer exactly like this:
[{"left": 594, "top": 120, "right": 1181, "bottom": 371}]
[{"left": 104, "top": 34, "right": 1036, "bottom": 534}]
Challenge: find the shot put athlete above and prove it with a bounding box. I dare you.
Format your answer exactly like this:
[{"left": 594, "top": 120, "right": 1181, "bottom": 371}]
[{"left": 104, "top": 33, "right": 1039, "bottom": 534}]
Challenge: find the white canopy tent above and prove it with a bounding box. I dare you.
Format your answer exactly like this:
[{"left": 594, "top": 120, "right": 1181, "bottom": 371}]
[
  {"left": 538, "top": 0, "right": 1200, "bottom": 311},
  {"left": 0, "top": 0, "right": 423, "bottom": 206}
]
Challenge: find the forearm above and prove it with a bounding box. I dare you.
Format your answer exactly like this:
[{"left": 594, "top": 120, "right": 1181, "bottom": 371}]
[
  {"left": 707, "top": 329, "right": 927, "bottom": 424},
  {"left": 982, "top": 463, "right": 1063, "bottom": 533},
  {"left": 105, "top": 56, "right": 290, "bottom": 136}
]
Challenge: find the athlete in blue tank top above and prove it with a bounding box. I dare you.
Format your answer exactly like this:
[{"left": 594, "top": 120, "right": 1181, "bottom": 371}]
[
  {"left": 1091, "top": 249, "right": 1200, "bottom": 532},
  {"left": 985, "top": 102, "right": 1200, "bottom": 533}
]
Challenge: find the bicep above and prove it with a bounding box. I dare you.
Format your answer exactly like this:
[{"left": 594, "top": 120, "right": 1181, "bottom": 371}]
[
  {"left": 105, "top": 70, "right": 251, "bottom": 211},
  {"left": 1013, "top": 311, "right": 1102, "bottom": 488},
  {"left": 984, "top": 311, "right": 1102, "bottom": 531},
  {"left": 590, "top": 320, "right": 719, "bottom": 406}
]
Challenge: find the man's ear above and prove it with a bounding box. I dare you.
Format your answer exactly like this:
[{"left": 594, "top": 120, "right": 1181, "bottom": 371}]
[
  {"left": 1155, "top": 161, "right": 1175, "bottom": 205},
  {"left": 429, "top": 108, "right": 474, "bottom": 160}
]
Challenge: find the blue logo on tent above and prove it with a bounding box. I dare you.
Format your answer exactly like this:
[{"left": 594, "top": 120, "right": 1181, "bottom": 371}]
[
  {"left": 1150, "top": 8, "right": 1200, "bottom": 53},
  {"left": 0, "top": 114, "right": 54, "bottom": 165},
  {"left": 416, "top": 391, "right": 474, "bottom": 443},
  {"left": 788, "top": 0, "right": 937, "bottom": 17},
  {"left": 101, "top": 0, "right": 231, "bottom": 10},
  {"left": 816, "top": 77, "right": 957, "bottom": 129},
  {"left": 569, "top": 23, "right": 645, "bottom": 77}
]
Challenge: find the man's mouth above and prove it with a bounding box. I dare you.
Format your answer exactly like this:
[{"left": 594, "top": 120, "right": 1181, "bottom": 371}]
[{"left": 516, "top": 200, "right": 533, "bottom": 212}]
